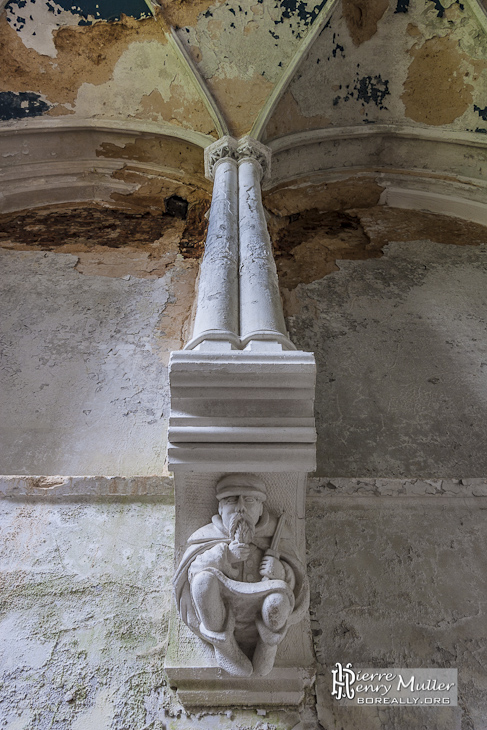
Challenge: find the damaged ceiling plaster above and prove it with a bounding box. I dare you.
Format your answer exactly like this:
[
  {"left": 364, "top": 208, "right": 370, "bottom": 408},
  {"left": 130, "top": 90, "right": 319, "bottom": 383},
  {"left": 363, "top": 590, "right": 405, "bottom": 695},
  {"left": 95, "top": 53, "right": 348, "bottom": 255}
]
[{"left": 0, "top": 0, "right": 486, "bottom": 229}]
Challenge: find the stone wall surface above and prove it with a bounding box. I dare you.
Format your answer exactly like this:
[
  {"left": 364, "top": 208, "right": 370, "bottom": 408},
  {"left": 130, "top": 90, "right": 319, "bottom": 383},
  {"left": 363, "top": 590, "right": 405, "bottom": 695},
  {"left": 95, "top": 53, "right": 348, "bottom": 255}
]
[
  {"left": 284, "top": 238, "right": 487, "bottom": 477},
  {"left": 0, "top": 221, "right": 199, "bottom": 475},
  {"left": 0, "top": 497, "right": 316, "bottom": 730},
  {"left": 0, "top": 486, "right": 485, "bottom": 729},
  {"left": 306, "top": 485, "right": 487, "bottom": 730},
  {"left": 0, "top": 499, "right": 177, "bottom": 730}
]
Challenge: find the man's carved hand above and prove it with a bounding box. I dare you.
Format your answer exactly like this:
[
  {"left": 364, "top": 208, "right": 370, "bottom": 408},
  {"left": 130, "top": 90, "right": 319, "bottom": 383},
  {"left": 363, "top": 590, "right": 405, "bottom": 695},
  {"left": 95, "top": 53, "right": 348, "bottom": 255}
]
[
  {"left": 259, "top": 556, "right": 286, "bottom": 581},
  {"left": 228, "top": 540, "right": 251, "bottom": 562}
]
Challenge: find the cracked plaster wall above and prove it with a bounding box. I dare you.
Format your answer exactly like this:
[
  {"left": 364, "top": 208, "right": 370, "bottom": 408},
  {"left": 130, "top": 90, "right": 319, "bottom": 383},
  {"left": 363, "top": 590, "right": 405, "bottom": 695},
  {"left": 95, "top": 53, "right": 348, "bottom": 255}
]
[
  {"left": 0, "top": 205, "right": 205, "bottom": 476},
  {"left": 0, "top": 485, "right": 485, "bottom": 729},
  {"left": 264, "top": 193, "right": 487, "bottom": 478}
]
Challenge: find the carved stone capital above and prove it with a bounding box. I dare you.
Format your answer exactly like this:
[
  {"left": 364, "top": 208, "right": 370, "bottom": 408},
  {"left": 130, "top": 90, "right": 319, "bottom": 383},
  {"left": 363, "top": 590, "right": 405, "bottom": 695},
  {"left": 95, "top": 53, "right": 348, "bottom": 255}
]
[
  {"left": 204, "top": 136, "right": 238, "bottom": 181},
  {"left": 236, "top": 136, "right": 272, "bottom": 182}
]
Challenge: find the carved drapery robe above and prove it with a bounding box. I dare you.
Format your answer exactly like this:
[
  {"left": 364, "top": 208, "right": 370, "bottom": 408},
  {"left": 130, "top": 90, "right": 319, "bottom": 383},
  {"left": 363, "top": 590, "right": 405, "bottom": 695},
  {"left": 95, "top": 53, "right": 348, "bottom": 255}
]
[{"left": 174, "top": 509, "right": 309, "bottom": 650}]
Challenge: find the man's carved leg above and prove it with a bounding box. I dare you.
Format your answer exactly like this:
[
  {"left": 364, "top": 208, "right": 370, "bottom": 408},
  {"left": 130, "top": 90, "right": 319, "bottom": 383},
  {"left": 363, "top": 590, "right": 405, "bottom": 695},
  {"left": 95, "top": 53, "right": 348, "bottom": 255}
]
[
  {"left": 261, "top": 593, "right": 293, "bottom": 632},
  {"left": 191, "top": 571, "right": 226, "bottom": 631},
  {"left": 191, "top": 571, "right": 253, "bottom": 677},
  {"left": 253, "top": 593, "right": 293, "bottom": 676}
]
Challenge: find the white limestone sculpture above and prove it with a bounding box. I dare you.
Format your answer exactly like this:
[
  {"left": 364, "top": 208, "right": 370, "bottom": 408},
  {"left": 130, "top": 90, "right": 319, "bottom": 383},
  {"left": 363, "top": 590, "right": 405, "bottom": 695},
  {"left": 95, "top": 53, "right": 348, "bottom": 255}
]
[{"left": 173, "top": 474, "right": 309, "bottom": 677}]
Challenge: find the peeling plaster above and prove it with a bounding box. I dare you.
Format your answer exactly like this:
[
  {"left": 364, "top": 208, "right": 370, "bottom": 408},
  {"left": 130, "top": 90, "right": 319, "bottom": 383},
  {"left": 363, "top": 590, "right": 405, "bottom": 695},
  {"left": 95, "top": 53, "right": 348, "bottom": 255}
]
[
  {"left": 342, "top": 0, "right": 389, "bottom": 46},
  {"left": 264, "top": 89, "right": 330, "bottom": 140},
  {"left": 0, "top": 247, "right": 174, "bottom": 475},
  {"left": 206, "top": 71, "right": 274, "bottom": 137},
  {"left": 272, "top": 0, "right": 405, "bottom": 128},
  {"left": 0, "top": 14, "right": 167, "bottom": 108},
  {"left": 0, "top": 201, "right": 210, "bottom": 473},
  {"left": 264, "top": 175, "right": 384, "bottom": 216},
  {"left": 177, "top": 0, "right": 329, "bottom": 135},
  {"left": 309, "top": 498, "right": 487, "bottom": 727},
  {"left": 0, "top": 203, "right": 210, "bottom": 266},
  {"left": 4, "top": 0, "right": 84, "bottom": 57},
  {"left": 0, "top": 494, "right": 317, "bottom": 729},
  {"left": 286, "top": 237, "right": 487, "bottom": 477},
  {"left": 267, "top": 0, "right": 487, "bottom": 135},
  {"left": 73, "top": 39, "right": 217, "bottom": 133},
  {"left": 402, "top": 34, "right": 482, "bottom": 125},
  {"left": 4, "top": 0, "right": 153, "bottom": 60},
  {"left": 273, "top": 209, "right": 376, "bottom": 289},
  {"left": 271, "top": 201, "right": 487, "bottom": 295},
  {"left": 0, "top": 90, "right": 51, "bottom": 120},
  {"left": 158, "top": 0, "right": 223, "bottom": 30},
  {"left": 96, "top": 136, "right": 208, "bottom": 177}
]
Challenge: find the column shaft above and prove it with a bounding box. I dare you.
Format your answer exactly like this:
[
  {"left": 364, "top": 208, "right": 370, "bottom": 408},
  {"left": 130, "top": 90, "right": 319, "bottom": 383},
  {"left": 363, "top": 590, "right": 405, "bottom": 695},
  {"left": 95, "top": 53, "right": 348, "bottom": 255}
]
[
  {"left": 238, "top": 156, "right": 292, "bottom": 348},
  {"left": 186, "top": 156, "right": 239, "bottom": 349}
]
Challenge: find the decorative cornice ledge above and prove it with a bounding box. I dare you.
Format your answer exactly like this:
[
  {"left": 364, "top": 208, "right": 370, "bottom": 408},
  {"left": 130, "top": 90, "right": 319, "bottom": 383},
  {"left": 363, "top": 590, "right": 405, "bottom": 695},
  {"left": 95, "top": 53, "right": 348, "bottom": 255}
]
[
  {"left": 268, "top": 124, "right": 487, "bottom": 155},
  {"left": 0, "top": 116, "right": 216, "bottom": 148}
]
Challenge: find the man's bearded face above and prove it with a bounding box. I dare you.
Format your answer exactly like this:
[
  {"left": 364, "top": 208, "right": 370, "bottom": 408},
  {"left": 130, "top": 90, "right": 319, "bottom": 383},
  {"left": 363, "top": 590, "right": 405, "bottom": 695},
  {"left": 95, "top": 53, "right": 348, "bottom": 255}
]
[
  {"left": 229, "top": 513, "right": 254, "bottom": 544},
  {"left": 219, "top": 493, "right": 264, "bottom": 543}
]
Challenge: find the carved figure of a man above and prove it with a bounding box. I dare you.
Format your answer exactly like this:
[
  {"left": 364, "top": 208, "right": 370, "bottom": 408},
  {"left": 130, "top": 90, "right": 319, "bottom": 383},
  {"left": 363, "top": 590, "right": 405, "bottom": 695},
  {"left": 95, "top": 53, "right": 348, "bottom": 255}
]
[{"left": 173, "top": 474, "right": 309, "bottom": 677}]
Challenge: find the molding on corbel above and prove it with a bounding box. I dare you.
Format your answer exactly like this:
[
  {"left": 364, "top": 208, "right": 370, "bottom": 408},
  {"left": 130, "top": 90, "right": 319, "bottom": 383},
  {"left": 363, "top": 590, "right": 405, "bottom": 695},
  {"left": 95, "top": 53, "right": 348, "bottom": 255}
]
[
  {"left": 167, "top": 349, "right": 317, "bottom": 474},
  {"left": 0, "top": 122, "right": 214, "bottom": 214}
]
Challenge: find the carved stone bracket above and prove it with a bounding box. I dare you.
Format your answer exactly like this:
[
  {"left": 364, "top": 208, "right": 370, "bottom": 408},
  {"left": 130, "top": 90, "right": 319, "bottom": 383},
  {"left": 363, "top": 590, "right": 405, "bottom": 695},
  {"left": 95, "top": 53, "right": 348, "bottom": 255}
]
[
  {"left": 165, "top": 349, "right": 316, "bottom": 705},
  {"left": 173, "top": 473, "right": 309, "bottom": 680}
]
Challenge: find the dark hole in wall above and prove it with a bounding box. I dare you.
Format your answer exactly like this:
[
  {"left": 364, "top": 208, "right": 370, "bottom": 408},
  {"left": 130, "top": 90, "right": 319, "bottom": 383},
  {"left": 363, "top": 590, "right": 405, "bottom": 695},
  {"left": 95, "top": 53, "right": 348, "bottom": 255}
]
[{"left": 165, "top": 195, "right": 189, "bottom": 219}]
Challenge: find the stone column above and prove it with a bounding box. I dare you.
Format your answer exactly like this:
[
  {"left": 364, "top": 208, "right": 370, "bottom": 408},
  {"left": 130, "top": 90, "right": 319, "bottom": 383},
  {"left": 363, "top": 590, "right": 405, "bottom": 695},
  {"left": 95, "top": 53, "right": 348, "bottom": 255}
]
[
  {"left": 185, "top": 136, "right": 239, "bottom": 350},
  {"left": 237, "top": 137, "right": 294, "bottom": 350},
  {"left": 165, "top": 136, "right": 316, "bottom": 706}
]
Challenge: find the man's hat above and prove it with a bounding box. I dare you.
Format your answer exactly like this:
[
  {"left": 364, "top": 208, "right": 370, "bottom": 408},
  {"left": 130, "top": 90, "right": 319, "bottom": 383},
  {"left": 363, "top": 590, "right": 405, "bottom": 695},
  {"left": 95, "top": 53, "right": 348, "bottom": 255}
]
[{"left": 216, "top": 474, "right": 267, "bottom": 501}]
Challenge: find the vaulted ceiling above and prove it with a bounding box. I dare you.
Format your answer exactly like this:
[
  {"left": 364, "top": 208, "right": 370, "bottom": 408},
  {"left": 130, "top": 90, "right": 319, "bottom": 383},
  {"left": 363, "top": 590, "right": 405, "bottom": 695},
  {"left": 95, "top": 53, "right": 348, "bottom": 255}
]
[{"left": 1, "top": 0, "right": 487, "bottom": 223}]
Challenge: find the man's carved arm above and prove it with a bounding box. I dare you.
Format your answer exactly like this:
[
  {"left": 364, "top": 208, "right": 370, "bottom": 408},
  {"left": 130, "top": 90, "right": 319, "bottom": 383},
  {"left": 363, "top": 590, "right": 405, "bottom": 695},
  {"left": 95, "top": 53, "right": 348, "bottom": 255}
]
[
  {"left": 188, "top": 543, "right": 240, "bottom": 582},
  {"left": 259, "top": 556, "right": 296, "bottom": 588}
]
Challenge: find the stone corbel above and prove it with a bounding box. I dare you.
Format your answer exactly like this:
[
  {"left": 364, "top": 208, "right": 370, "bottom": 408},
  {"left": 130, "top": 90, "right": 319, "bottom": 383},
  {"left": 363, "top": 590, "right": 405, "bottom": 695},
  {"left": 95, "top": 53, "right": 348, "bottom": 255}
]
[{"left": 165, "top": 136, "right": 316, "bottom": 707}]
